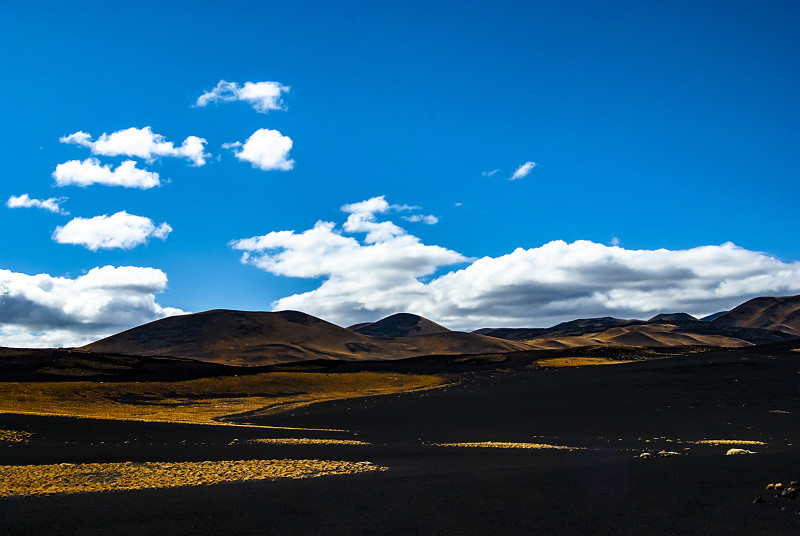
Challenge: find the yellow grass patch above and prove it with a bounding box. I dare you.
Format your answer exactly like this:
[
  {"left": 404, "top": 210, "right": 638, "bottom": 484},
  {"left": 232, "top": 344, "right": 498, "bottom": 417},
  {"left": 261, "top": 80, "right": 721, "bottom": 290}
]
[
  {"left": 769, "top": 409, "right": 791, "bottom": 414},
  {"left": 433, "top": 441, "right": 583, "bottom": 450},
  {"left": 246, "top": 438, "right": 370, "bottom": 446},
  {"left": 535, "top": 357, "right": 633, "bottom": 368},
  {"left": 0, "top": 372, "right": 446, "bottom": 426},
  {"left": 0, "top": 459, "right": 384, "bottom": 497},
  {"left": 0, "top": 429, "right": 32, "bottom": 443},
  {"left": 689, "top": 439, "right": 766, "bottom": 446}
]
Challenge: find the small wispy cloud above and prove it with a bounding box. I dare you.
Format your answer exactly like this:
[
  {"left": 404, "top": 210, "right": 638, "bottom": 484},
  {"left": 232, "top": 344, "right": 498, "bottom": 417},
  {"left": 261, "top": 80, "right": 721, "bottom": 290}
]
[
  {"left": 52, "top": 158, "right": 161, "bottom": 189},
  {"left": 403, "top": 214, "right": 439, "bottom": 225},
  {"left": 482, "top": 169, "right": 499, "bottom": 177},
  {"left": 60, "top": 127, "right": 209, "bottom": 166},
  {"left": 226, "top": 129, "right": 294, "bottom": 171},
  {"left": 6, "top": 194, "right": 69, "bottom": 215},
  {"left": 52, "top": 211, "right": 172, "bottom": 251},
  {"left": 610, "top": 237, "right": 621, "bottom": 247},
  {"left": 196, "top": 80, "right": 290, "bottom": 113},
  {"left": 510, "top": 161, "right": 536, "bottom": 180}
]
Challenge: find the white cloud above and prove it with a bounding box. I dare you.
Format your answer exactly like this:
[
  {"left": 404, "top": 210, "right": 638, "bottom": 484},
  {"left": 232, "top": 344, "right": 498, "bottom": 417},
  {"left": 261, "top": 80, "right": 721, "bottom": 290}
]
[
  {"left": 482, "top": 169, "right": 499, "bottom": 177},
  {"left": 60, "top": 127, "right": 209, "bottom": 166},
  {"left": 510, "top": 161, "right": 536, "bottom": 180},
  {"left": 195, "top": 80, "right": 290, "bottom": 113},
  {"left": 52, "top": 158, "right": 161, "bottom": 189},
  {"left": 53, "top": 211, "right": 172, "bottom": 251},
  {"left": 228, "top": 128, "right": 294, "bottom": 171},
  {"left": 610, "top": 236, "right": 621, "bottom": 247},
  {"left": 229, "top": 198, "right": 468, "bottom": 325},
  {"left": 0, "top": 265, "right": 184, "bottom": 348},
  {"left": 232, "top": 197, "right": 800, "bottom": 329},
  {"left": 7, "top": 194, "right": 68, "bottom": 215},
  {"left": 403, "top": 214, "right": 439, "bottom": 224}
]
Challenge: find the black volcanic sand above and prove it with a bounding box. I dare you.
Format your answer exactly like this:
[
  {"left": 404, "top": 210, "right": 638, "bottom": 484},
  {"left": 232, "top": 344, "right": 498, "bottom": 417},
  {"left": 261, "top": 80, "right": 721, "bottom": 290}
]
[{"left": 2, "top": 342, "right": 800, "bottom": 535}]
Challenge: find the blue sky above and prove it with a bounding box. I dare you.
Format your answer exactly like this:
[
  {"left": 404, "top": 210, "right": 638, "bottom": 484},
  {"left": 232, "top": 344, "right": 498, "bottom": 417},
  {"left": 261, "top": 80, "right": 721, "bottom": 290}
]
[{"left": 2, "top": 1, "right": 799, "bottom": 346}]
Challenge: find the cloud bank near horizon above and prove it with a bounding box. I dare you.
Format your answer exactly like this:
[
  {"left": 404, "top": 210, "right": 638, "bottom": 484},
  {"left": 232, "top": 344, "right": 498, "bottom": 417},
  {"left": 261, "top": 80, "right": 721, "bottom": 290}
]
[
  {"left": 0, "top": 266, "right": 184, "bottom": 348},
  {"left": 232, "top": 196, "right": 800, "bottom": 330}
]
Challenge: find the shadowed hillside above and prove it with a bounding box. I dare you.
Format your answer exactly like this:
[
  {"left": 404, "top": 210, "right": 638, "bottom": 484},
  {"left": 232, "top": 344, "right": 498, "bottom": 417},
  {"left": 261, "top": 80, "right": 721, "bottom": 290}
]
[
  {"left": 711, "top": 295, "right": 800, "bottom": 336},
  {"left": 351, "top": 313, "right": 451, "bottom": 337},
  {"left": 82, "top": 310, "right": 530, "bottom": 366}
]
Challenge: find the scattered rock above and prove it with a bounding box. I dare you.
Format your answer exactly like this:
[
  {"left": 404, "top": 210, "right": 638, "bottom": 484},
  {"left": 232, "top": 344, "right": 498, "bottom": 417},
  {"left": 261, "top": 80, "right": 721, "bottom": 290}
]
[
  {"left": 726, "top": 448, "right": 756, "bottom": 455},
  {"left": 753, "top": 496, "right": 765, "bottom": 504}
]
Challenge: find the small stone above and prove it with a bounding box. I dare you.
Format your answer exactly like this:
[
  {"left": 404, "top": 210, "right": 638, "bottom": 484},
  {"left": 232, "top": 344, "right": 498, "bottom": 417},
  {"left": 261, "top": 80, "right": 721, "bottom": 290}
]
[
  {"left": 753, "top": 496, "right": 765, "bottom": 504},
  {"left": 726, "top": 448, "right": 756, "bottom": 455}
]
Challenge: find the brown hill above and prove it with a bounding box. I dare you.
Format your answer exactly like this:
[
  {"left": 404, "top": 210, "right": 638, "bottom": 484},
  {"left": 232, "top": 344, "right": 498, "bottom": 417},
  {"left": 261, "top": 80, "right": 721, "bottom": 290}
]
[
  {"left": 473, "top": 317, "right": 637, "bottom": 341},
  {"left": 82, "top": 310, "right": 530, "bottom": 366},
  {"left": 711, "top": 294, "right": 800, "bottom": 336},
  {"left": 352, "top": 313, "right": 451, "bottom": 337},
  {"left": 522, "top": 322, "right": 753, "bottom": 349},
  {"left": 648, "top": 313, "right": 697, "bottom": 322}
]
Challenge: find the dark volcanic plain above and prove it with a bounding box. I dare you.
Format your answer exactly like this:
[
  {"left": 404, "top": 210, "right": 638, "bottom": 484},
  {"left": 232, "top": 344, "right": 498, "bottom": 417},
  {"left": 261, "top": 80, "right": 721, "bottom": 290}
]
[{"left": 2, "top": 339, "right": 800, "bottom": 535}]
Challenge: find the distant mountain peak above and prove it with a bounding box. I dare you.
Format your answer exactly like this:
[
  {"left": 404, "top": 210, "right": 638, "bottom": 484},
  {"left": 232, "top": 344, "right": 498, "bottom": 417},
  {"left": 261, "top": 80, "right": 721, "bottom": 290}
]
[
  {"left": 351, "top": 313, "right": 451, "bottom": 338},
  {"left": 648, "top": 313, "right": 697, "bottom": 323}
]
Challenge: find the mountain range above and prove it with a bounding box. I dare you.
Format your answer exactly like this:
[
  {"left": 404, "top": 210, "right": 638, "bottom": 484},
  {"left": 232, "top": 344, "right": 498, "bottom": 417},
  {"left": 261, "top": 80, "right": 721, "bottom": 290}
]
[{"left": 73, "top": 294, "right": 800, "bottom": 366}]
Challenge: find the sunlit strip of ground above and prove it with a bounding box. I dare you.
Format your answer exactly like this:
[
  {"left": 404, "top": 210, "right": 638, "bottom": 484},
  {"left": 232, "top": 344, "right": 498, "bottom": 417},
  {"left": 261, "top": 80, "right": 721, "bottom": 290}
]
[
  {"left": 246, "top": 438, "right": 370, "bottom": 446},
  {"left": 0, "top": 371, "right": 446, "bottom": 426},
  {"left": 433, "top": 441, "right": 584, "bottom": 450},
  {"left": 535, "top": 357, "right": 633, "bottom": 367},
  {"left": 0, "top": 459, "right": 385, "bottom": 497},
  {"left": 688, "top": 439, "right": 767, "bottom": 446}
]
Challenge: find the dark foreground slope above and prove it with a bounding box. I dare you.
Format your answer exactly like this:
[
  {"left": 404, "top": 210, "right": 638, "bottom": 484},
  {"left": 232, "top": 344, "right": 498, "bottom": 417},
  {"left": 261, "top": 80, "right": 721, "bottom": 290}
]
[
  {"left": 82, "top": 309, "right": 530, "bottom": 365},
  {"left": 2, "top": 340, "right": 799, "bottom": 535}
]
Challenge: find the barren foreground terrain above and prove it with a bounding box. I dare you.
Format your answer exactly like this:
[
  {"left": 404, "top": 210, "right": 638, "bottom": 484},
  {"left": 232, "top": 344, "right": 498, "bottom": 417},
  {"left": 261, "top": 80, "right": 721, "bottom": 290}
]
[{"left": 1, "top": 341, "right": 799, "bottom": 535}]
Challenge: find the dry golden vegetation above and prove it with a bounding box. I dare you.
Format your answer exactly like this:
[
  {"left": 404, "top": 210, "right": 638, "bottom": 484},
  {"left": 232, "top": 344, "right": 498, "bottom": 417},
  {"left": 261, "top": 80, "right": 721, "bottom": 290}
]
[
  {"left": 0, "top": 429, "right": 32, "bottom": 443},
  {"left": 433, "top": 441, "right": 584, "bottom": 450},
  {"left": 689, "top": 439, "right": 767, "bottom": 446},
  {"left": 246, "top": 438, "right": 371, "bottom": 446},
  {"left": 0, "top": 459, "right": 385, "bottom": 497},
  {"left": 0, "top": 371, "right": 446, "bottom": 426},
  {"left": 534, "top": 357, "right": 633, "bottom": 368}
]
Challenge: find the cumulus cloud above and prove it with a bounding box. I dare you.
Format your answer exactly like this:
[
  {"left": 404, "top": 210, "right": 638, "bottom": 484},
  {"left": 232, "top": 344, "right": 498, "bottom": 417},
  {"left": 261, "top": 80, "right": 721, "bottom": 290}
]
[
  {"left": 232, "top": 197, "right": 800, "bottom": 329},
  {"left": 6, "top": 194, "right": 68, "bottom": 215},
  {"left": 0, "top": 265, "right": 184, "bottom": 348},
  {"left": 227, "top": 128, "right": 294, "bottom": 171},
  {"left": 52, "top": 211, "right": 172, "bottom": 251},
  {"left": 510, "top": 161, "right": 536, "bottom": 180},
  {"left": 195, "top": 80, "right": 290, "bottom": 113},
  {"left": 60, "top": 127, "right": 209, "bottom": 166},
  {"left": 52, "top": 158, "right": 161, "bottom": 189},
  {"left": 229, "top": 197, "right": 468, "bottom": 324}
]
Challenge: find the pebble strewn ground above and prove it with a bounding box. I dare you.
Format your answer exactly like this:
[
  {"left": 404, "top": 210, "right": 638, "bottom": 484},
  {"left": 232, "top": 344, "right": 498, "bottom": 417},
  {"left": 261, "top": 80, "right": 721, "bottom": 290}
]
[{"left": 0, "top": 459, "right": 385, "bottom": 497}]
